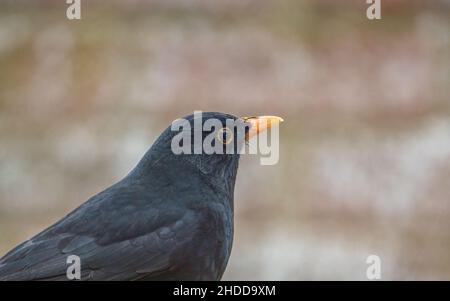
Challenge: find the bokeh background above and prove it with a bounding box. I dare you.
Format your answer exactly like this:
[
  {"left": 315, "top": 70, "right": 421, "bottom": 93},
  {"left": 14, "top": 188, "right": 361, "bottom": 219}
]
[{"left": 0, "top": 0, "right": 449, "bottom": 280}]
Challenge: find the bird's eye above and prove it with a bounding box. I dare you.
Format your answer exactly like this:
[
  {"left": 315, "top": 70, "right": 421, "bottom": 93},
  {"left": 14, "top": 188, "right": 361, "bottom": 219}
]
[{"left": 217, "top": 127, "right": 233, "bottom": 144}]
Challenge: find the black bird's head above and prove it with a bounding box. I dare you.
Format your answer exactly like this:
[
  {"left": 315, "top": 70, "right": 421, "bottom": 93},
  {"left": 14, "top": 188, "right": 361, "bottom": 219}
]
[{"left": 128, "top": 112, "right": 283, "bottom": 200}]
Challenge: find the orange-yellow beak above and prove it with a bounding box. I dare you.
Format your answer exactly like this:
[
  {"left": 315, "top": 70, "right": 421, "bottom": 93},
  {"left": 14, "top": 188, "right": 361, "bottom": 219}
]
[{"left": 242, "top": 116, "right": 284, "bottom": 140}]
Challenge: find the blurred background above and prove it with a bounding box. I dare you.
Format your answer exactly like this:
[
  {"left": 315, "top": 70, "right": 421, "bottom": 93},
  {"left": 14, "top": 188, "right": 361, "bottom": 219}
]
[{"left": 0, "top": 0, "right": 449, "bottom": 280}]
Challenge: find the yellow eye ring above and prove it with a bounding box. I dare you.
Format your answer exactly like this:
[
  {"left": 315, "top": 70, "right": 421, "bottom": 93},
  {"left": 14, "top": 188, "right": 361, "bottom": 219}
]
[{"left": 217, "top": 127, "right": 233, "bottom": 145}]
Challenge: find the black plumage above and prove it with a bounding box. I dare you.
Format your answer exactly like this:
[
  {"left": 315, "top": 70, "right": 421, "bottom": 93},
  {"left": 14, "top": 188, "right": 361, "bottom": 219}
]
[{"left": 0, "top": 112, "right": 245, "bottom": 281}]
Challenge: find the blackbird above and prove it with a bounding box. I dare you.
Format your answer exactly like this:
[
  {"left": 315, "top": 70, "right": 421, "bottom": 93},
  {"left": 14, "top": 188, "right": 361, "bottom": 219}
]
[{"left": 0, "top": 112, "right": 282, "bottom": 281}]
